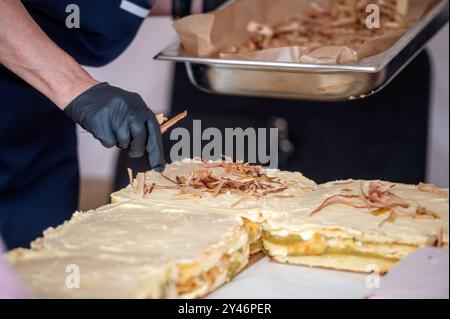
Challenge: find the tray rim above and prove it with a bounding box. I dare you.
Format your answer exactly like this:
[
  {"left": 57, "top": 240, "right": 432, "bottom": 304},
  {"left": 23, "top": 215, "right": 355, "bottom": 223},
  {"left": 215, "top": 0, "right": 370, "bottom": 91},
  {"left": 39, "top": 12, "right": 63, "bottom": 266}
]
[{"left": 155, "top": 0, "right": 449, "bottom": 74}]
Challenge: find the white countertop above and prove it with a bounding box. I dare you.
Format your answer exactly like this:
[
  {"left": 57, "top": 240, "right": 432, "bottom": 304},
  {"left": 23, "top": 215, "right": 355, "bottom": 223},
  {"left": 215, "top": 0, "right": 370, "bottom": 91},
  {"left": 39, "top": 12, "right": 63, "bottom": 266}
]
[{"left": 208, "top": 248, "right": 449, "bottom": 299}]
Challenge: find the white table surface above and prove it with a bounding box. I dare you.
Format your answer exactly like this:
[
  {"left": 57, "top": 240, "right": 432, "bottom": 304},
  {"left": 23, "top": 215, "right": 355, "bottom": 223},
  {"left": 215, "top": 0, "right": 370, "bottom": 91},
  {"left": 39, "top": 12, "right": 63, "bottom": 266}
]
[{"left": 207, "top": 248, "right": 449, "bottom": 299}]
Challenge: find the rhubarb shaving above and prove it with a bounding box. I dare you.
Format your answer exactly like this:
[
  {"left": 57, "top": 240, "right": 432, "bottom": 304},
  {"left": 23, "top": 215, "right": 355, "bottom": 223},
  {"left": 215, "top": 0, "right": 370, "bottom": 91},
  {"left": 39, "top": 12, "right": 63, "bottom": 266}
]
[
  {"left": 370, "top": 207, "right": 391, "bottom": 216},
  {"left": 160, "top": 111, "right": 188, "bottom": 134},
  {"left": 418, "top": 183, "right": 449, "bottom": 198},
  {"left": 155, "top": 114, "right": 168, "bottom": 125},
  {"left": 171, "top": 160, "right": 288, "bottom": 198},
  {"left": 309, "top": 180, "right": 441, "bottom": 226},
  {"left": 130, "top": 159, "right": 290, "bottom": 202},
  {"left": 159, "top": 172, "right": 178, "bottom": 185},
  {"left": 136, "top": 173, "right": 146, "bottom": 199},
  {"left": 127, "top": 167, "right": 134, "bottom": 191},
  {"left": 309, "top": 193, "right": 363, "bottom": 216},
  {"left": 379, "top": 211, "right": 398, "bottom": 227},
  {"left": 224, "top": 0, "right": 409, "bottom": 55}
]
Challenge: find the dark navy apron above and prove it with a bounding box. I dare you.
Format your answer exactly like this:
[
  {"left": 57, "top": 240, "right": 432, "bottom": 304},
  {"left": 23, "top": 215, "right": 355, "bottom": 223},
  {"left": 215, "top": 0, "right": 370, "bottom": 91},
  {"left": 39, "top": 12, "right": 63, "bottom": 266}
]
[{"left": 0, "top": 0, "right": 151, "bottom": 249}]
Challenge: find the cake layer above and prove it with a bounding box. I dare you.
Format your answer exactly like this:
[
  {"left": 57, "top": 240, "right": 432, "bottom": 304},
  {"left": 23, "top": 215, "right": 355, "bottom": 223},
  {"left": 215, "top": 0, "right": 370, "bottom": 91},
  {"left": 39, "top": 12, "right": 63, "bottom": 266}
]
[
  {"left": 272, "top": 255, "right": 397, "bottom": 274},
  {"left": 8, "top": 249, "right": 177, "bottom": 299},
  {"left": 9, "top": 203, "right": 249, "bottom": 298},
  {"left": 111, "top": 159, "right": 317, "bottom": 253},
  {"left": 263, "top": 180, "right": 449, "bottom": 273}
]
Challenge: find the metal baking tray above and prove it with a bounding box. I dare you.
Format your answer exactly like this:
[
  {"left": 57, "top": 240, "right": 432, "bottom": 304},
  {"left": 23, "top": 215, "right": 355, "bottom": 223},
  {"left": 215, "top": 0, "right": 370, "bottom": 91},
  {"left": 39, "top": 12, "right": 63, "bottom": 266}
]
[{"left": 155, "top": 0, "right": 449, "bottom": 101}]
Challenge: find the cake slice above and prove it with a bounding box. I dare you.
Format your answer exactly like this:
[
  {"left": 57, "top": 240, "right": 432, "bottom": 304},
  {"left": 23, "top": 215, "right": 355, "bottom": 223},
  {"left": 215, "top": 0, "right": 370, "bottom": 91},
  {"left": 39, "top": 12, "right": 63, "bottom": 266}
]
[
  {"left": 8, "top": 202, "right": 249, "bottom": 299},
  {"left": 8, "top": 249, "right": 177, "bottom": 299},
  {"left": 111, "top": 159, "right": 317, "bottom": 254},
  {"left": 262, "top": 180, "right": 449, "bottom": 274}
]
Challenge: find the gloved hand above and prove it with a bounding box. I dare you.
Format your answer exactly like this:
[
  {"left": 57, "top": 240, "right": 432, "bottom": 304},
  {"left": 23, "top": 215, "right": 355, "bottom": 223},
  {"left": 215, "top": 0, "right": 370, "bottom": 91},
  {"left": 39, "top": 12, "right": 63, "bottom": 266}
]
[{"left": 65, "top": 82, "right": 166, "bottom": 171}]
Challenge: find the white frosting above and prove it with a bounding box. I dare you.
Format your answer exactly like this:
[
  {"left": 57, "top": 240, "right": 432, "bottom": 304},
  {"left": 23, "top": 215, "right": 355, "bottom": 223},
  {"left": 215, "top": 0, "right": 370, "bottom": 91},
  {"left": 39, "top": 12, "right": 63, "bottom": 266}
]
[
  {"left": 264, "top": 180, "right": 449, "bottom": 246},
  {"left": 10, "top": 202, "right": 248, "bottom": 298},
  {"left": 9, "top": 250, "right": 177, "bottom": 299},
  {"left": 112, "top": 160, "right": 318, "bottom": 221},
  {"left": 35, "top": 202, "right": 245, "bottom": 266}
]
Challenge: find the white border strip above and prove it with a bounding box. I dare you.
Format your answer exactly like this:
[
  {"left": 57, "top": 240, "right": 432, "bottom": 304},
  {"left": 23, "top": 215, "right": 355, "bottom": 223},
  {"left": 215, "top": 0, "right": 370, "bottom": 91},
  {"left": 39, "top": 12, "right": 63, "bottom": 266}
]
[{"left": 120, "top": 0, "right": 150, "bottom": 18}]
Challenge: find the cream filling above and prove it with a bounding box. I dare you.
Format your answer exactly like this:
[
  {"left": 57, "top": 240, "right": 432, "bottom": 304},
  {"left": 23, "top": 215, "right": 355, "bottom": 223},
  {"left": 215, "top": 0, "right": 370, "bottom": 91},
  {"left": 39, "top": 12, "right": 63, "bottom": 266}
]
[
  {"left": 264, "top": 179, "right": 448, "bottom": 247},
  {"left": 179, "top": 230, "right": 250, "bottom": 299},
  {"left": 262, "top": 229, "right": 418, "bottom": 261}
]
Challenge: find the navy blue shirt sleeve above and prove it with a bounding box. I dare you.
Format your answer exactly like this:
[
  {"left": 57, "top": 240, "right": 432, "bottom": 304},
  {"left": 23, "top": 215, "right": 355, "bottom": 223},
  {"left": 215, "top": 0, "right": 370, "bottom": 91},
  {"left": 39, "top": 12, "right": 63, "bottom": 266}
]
[{"left": 22, "top": 0, "right": 152, "bottom": 67}]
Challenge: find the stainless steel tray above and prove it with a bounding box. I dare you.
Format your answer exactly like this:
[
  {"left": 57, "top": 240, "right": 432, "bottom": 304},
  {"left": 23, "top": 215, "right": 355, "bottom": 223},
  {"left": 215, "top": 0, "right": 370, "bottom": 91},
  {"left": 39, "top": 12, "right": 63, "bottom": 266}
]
[{"left": 155, "top": 0, "right": 449, "bottom": 101}]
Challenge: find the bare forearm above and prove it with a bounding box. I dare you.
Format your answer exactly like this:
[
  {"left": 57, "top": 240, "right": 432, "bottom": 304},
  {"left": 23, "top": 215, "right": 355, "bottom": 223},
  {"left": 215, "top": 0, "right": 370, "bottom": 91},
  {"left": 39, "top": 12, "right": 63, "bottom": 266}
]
[
  {"left": 151, "top": 0, "right": 172, "bottom": 15},
  {"left": 0, "top": 0, "right": 98, "bottom": 109}
]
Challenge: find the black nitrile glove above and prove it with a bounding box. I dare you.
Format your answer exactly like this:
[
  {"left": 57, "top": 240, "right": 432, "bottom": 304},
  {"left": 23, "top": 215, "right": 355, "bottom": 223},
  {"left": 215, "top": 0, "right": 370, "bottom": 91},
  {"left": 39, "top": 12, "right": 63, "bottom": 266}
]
[{"left": 65, "top": 82, "right": 166, "bottom": 172}]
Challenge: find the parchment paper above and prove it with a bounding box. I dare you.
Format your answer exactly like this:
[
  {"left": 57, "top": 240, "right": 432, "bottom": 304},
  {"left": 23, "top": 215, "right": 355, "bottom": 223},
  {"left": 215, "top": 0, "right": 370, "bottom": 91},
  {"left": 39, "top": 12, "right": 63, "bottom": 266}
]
[{"left": 174, "top": 0, "right": 436, "bottom": 64}]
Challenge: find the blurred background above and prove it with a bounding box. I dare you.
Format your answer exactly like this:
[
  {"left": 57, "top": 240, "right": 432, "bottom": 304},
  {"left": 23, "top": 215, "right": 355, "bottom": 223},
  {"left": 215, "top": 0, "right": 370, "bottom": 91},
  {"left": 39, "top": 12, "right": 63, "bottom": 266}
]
[{"left": 78, "top": 17, "right": 449, "bottom": 211}]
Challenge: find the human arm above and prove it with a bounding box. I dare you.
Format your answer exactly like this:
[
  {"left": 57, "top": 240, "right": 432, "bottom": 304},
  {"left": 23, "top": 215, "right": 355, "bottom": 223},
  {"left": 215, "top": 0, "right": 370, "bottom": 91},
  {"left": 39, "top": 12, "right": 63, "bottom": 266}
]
[{"left": 0, "top": 0, "right": 165, "bottom": 170}]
